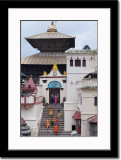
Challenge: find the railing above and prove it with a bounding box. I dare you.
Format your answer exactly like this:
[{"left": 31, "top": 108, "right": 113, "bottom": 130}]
[
  {"left": 21, "top": 96, "right": 43, "bottom": 105},
  {"left": 35, "top": 96, "right": 43, "bottom": 104}
]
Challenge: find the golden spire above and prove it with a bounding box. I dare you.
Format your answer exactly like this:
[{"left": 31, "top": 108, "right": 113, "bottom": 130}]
[
  {"left": 51, "top": 21, "right": 54, "bottom": 28},
  {"left": 43, "top": 71, "right": 47, "bottom": 76},
  {"left": 52, "top": 61, "right": 58, "bottom": 71},
  {"left": 63, "top": 71, "right": 66, "bottom": 75},
  {"left": 47, "top": 21, "right": 57, "bottom": 32}
]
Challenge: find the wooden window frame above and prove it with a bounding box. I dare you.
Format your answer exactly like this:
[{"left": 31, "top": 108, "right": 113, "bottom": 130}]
[
  {"left": 94, "top": 97, "right": 97, "bottom": 106},
  {"left": 75, "top": 59, "right": 81, "bottom": 67},
  {"left": 82, "top": 59, "right": 86, "bottom": 67},
  {"left": 70, "top": 59, "right": 73, "bottom": 66}
]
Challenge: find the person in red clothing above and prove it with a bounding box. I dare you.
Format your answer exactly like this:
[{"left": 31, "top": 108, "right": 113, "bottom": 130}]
[{"left": 54, "top": 125, "right": 58, "bottom": 134}]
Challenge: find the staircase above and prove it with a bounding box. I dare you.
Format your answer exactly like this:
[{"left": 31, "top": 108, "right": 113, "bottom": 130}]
[{"left": 39, "top": 104, "right": 71, "bottom": 136}]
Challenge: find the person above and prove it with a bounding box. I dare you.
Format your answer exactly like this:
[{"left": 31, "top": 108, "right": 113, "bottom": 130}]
[
  {"left": 49, "top": 108, "right": 53, "bottom": 117},
  {"left": 54, "top": 125, "right": 58, "bottom": 134},
  {"left": 58, "top": 109, "right": 60, "bottom": 120},
  {"left": 51, "top": 94, "right": 54, "bottom": 103},
  {"left": 54, "top": 95, "right": 58, "bottom": 104},
  {"left": 47, "top": 119, "right": 50, "bottom": 128},
  {"left": 56, "top": 117, "right": 59, "bottom": 126},
  {"left": 51, "top": 117, "right": 55, "bottom": 127}
]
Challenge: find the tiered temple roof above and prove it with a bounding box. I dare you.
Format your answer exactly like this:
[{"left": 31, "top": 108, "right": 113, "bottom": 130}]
[{"left": 25, "top": 21, "right": 75, "bottom": 52}]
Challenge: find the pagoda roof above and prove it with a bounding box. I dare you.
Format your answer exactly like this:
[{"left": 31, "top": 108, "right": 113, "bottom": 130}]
[
  {"left": 22, "top": 76, "right": 37, "bottom": 92},
  {"left": 21, "top": 53, "right": 66, "bottom": 64},
  {"left": 25, "top": 21, "right": 75, "bottom": 52},
  {"left": 25, "top": 31, "right": 75, "bottom": 39}
]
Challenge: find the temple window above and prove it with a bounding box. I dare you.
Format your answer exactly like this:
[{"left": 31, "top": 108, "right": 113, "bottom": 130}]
[
  {"left": 63, "top": 80, "right": 66, "bottom": 83},
  {"left": 42, "top": 80, "right": 47, "bottom": 83},
  {"left": 70, "top": 59, "right": 73, "bottom": 66},
  {"left": 82, "top": 59, "right": 86, "bottom": 67},
  {"left": 75, "top": 59, "right": 81, "bottom": 67},
  {"left": 94, "top": 97, "right": 97, "bottom": 106},
  {"left": 80, "top": 97, "right": 82, "bottom": 105}
]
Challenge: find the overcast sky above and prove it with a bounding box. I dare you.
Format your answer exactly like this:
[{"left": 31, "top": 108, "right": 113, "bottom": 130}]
[{"left": 21, "top": 21, "right": 97, "bottom": 58}]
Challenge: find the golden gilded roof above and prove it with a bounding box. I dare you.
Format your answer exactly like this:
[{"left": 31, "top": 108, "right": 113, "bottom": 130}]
[
  {"left": 63, "top": 71, "right": 66, "bottom": 75},
  {"left": 52, "top": 61, "right": 58, "bottom": 71},
  {"left": 21, "top": 53, "right": 66, "bottom": 64},
  {"left": 43, "top": 71, "right": 47, "bottom": 76}
]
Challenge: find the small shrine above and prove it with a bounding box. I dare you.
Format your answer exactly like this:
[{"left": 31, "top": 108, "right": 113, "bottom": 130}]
[{"left": 39, "top": 61, "right": 67, "bottom": 104}]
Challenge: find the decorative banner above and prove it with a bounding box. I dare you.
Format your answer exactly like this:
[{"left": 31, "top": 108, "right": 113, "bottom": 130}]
[{"left": 48, "top": 81, "right": 62, "bottom": 88}]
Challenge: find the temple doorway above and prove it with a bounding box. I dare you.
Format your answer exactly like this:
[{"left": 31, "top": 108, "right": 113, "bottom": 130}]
[{"left": 49, "top": 88, "right": 60, "bottom": 104}]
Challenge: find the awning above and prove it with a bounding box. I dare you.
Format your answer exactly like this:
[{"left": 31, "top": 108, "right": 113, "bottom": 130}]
[
  {"left": 72, "top": 111, "right": 81, "bottom": 120},
  {"left": 87, "top": 115, "right": 97, "bottom": 123}
]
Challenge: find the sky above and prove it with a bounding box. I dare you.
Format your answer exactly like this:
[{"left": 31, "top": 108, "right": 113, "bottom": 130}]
[{"left": 21, "top": 21, "right": 97, "bottom": 58}]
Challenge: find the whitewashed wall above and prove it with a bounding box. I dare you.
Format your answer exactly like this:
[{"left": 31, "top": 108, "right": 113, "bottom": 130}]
[
  {"left": 77, "top": 78, "right": 98, "bottom": 136},
  {"left": 64, "top": 102, "right": 78, "bottom": 131},
  {"left": 64, "top": 50, "right": 97, "bottom": 133}
]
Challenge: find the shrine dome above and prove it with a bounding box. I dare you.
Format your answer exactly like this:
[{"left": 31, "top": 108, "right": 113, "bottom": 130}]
[{"left": 83, "top": 45, "right": 91, "bottom": 50}]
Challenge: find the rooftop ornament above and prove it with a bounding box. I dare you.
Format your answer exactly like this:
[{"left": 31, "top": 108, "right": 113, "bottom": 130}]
[
  {"left": 43, "top": 71, "right": 47, "bottom": 76},
  {"left": 47, "top": 21, "right": 57, "bottom": 32},
  {"left": 52, "top": 61, "right": 59, "bottom": 71},
  {"left": 63, "top": 71, "right": 66, "bottom": 75}
]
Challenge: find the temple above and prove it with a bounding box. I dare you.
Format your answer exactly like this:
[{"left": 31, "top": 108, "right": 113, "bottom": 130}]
[
  {"left": 21, "top": 21, "right": 75, "bottom": 80},
  {"left": 21, "top": 21, "right": 97, "bottom": 136}
]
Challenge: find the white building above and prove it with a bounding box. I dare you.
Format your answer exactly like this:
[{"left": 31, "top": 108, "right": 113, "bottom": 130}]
[
  {"left": 78, "top": 72, "right": 98, "bottom": 136},
  {"left": 39, "top": 61, "right": 67, "bottom": 105},
  {"left": 64, "top": 48, "right": 98, "bottom": 136}
]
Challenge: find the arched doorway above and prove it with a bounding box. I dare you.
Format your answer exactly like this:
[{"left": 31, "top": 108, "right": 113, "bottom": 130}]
[{"left": 48, "top": 81, "right": 62, "bottom": 104}]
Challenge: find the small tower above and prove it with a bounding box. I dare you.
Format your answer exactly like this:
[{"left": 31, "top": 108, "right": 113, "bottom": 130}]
[
  {"left": 47, "top": 21, "right": 57, "bottom": 32},
  {"left": 43, "top": 71, "right": 47, "bottom": 76},
  {"left": 52, "top": 61, "right": 59, "bottom": 71}
]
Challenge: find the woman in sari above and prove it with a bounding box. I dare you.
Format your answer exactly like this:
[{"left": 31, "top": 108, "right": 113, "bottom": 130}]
[
  {"left": 47, "top": 119, "right": 50, "bottom": 128},
  {"left": 56, "top": 117, "right": 59, "bottom": 126},
  {"left": 54, "top": 125, "right": 58, "bottom": 134},
  {"left": 58, "top": 109, "right": 60, "bottom": 120},
  {"left": 54, "top": 95, "right": 58, "bottom": 104},
  {"left": 51, "top": 117, "right": 55, "bottom": 126},
  {"left": 49, "top": 108, "right": 53, "bottom": 117}
]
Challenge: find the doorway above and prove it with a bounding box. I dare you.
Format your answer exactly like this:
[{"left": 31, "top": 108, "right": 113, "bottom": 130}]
[{"left": 49, "top": 88, "right": 60, "bottom": 104}]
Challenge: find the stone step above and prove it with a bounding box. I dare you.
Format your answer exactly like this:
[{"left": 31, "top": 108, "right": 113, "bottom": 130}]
[
  {"left": 41, "top": 118, "right": 64, "bottom": 120},
  {"left": 44, "top": 107, "right": 64, "bottom": 109},
  {"left": 39, "top": 131, "right": 71, "bottom": 134},
  {"left": 40, "top": 127, "right": 64, "bottom": 129},
  {"left": 39, "top": 104, "right": 66, "bottom": 136},
  {"left": 39, "top": 133, "right": 71, "bottom": 136},
  {"left": 40, "top": 123, "right": 64, "bottom": 125},
  {"left": 42, "top": 112, "right": 64, "bottom": 114},
  {"left": 40, "top": 128, "right": 64, "bottom": 131},
  {"left": 39, "top": 132, "right": 71, "bottom": 136},
  {"left": 40, "top": 124, "right": 64, "bottom": 127}
]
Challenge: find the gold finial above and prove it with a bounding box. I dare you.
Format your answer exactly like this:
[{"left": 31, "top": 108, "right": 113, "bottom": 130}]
[
  {"left": 52, "top": 61, "right": 58, "bottom": 71},
  {"left": 47, "top": 21, "right": 57, "bottom": 32},
  {"left": 51, "top": 21, "right": 54, "bottom": 27},
  {"left": 43, "top": 71, "right": 47, "bottom": 76},
  {"left": 30, "top": 74, "right": 32, "bottom": 79},
  {"left": 63, "top": 71, "right": 66, "bottom": 75}
]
